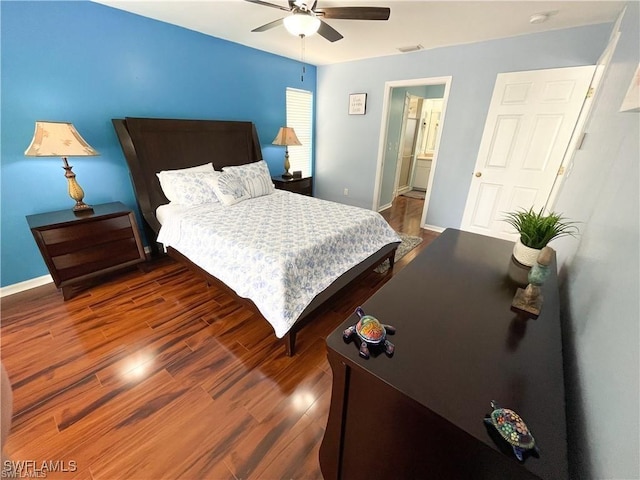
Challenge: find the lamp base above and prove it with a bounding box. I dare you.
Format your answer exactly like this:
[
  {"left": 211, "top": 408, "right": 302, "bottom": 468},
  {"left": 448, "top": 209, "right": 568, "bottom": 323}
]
[
  {"left": 282, "top": 172, "right": 293, "bottom": 179},
  {"left": 63, "top": 158, "right": 93, "bottom": 214},
  {"left": 73, "top": 201, "right": 93, "bottom": 213}
]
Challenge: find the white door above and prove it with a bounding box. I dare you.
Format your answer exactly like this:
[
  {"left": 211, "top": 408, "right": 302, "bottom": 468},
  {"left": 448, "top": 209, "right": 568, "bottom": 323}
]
[
  {"left": 460, "top": 66, "right": 596, "bottom": 240},
  {"left": 399, "top": 117, "right": 419, "bottom": 191},
  {"left": 392, "top": 93, "right": 412, "bottom": 198}
]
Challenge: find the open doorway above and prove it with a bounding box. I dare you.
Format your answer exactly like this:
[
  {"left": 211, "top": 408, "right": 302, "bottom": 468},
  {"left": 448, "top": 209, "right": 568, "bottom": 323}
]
[
  {"left": 396, "top": 94, "right": 444, "bottom": 199},
  {"left": 372, "top": 77, "right": 451, "bottom": 232}
]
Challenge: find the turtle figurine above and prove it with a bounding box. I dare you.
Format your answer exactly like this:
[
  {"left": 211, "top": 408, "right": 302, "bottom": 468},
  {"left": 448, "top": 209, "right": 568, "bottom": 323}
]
[
  {"left": 484, "top": 400, "right": 539, "bottom": 461},
  {"left": 343, "top": 306, "right": 396, "bottom": 359}
]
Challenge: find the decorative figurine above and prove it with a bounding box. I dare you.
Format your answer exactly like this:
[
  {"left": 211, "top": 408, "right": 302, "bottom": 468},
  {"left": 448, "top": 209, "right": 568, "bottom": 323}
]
[
  {"left": 511, "top": 283, "right": 543, "bottom": 318},
  {"left": 484, "top": 400, "right": 539, "bottom": 461},
  {"left": 343, "top": 306, "right": 396, "bottom": 359},
  {"left": 528, "top": 246, "right": 554, "bottom": 286},
  {"left": 511, "top": 247, "right": 554, "bottom": 318}
]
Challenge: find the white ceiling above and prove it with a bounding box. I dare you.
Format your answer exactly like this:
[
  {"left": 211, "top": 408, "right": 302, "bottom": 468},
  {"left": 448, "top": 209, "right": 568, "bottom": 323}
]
[{"left": 92, "top": 1, "right": 624, "bottom": 65}]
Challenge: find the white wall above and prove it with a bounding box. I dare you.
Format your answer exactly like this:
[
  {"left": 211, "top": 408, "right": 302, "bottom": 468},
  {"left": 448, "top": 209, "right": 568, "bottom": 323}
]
[
  {"left": 553, "top": 4, "right": 640, "bottom": 478},
  {"left": 316, "top": 7, "right": 639, "bottom": 477},
  {"left": 315, "top": 23, "right": 611, "bottom": 227}
]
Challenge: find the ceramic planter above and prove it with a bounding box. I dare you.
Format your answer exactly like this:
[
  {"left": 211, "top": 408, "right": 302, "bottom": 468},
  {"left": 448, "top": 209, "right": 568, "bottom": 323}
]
[{"left": 512, "top": 238, "right": 541, "bottom": 267}]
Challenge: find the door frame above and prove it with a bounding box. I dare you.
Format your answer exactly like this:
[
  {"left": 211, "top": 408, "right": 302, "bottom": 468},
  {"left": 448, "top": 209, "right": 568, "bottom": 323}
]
[
  {"left": 372, "top": 76, "right": 452, "bottom": 232},
  {"left": 546, "top": 64, "right": 605, "bottom": 211},
  {"left": 546, "top": 27, "right": 618, "bottom": 211}
]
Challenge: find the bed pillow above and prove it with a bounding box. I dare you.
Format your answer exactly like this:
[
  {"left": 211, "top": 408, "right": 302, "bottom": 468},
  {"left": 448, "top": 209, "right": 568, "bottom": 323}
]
[
  {"left": 160, "top": 171, "right": 220, "bottom": 206},
  {"left": 211, "top": 172, "right": 250, "bottom": 206},
  {"left": 222, "top": 160, "right": 275, "bottom": 198},
  {"left": 157, "top": 162, "right": 214, "bottom": 202}
]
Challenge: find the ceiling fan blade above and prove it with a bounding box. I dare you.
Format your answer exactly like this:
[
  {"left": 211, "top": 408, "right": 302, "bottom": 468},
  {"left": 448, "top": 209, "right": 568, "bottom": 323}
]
[
  {"left": 252, "top": 17, "right": 285, "bottom": 32},
  {"left": 315, "top": 7, "right": 390, "bottom": 21},
  {"left": 244, "top": 0, "right": 291, "bottom": 12},
  {"left": 317, "top": 19, "right": 343, "bottom": 42}
]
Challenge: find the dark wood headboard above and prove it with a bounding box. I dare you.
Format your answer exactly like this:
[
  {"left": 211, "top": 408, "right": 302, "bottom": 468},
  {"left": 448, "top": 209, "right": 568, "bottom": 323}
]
[{"left": 113, "top": 117, "right": 262, "bottom": 240}]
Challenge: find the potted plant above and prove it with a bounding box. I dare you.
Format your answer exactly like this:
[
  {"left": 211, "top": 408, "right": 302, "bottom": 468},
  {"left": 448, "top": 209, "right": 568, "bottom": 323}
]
[{"left": 503, "top": 207, "right": 579, "bottom": 266}]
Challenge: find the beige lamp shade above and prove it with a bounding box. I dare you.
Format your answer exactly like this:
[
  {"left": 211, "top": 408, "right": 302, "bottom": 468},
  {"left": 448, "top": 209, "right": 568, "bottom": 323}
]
[
  {"left": 24, "top": 121, "right": 99, "bottom": 157},
  {"left": 24, "top": 121, "right": 99, "bottom": 212},
  {"left": 272, "top": 127, "right": 301, "bottom": 179},
  {"left": 272, "top": 127, "right": 302, "bottom": 147}
]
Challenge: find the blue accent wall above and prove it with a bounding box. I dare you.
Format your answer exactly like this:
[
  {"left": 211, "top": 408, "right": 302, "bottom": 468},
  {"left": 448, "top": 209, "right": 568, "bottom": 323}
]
[{"left": 0, "top": 0, "right": 316, "bottom": 287}]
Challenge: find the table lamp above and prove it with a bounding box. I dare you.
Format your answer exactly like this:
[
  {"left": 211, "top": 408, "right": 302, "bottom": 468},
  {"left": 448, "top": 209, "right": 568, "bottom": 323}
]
[
  {"left": 272, "top": 126, "right": 301, "bottom": 179},
  {"left": 25, "top": 121, "right": 99, "bottom": 212}
]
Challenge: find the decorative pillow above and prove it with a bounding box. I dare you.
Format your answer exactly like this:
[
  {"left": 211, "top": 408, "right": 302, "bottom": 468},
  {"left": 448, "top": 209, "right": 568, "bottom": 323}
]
[
  {"left": 222, "top": 160, "right": 274, "bottom": 198},
  {"left": 211, "top": 172, "right": 250, "bottom": 206},
  {"left": 157, "top": 162, "right": 214, "bottom": 202},
  {"left": 159, "top": 171, "right": 220, "bottom": 206}
]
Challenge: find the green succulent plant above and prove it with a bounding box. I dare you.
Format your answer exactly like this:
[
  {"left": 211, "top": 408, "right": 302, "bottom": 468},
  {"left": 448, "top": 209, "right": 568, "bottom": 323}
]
[{"left": 503, "top": 207, "right": 579, "bottom": 249}]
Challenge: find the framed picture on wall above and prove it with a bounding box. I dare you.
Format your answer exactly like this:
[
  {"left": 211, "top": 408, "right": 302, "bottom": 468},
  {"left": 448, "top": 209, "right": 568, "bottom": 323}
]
[{"left": 349, "top": 93, "right": 367, "bottom": 115}]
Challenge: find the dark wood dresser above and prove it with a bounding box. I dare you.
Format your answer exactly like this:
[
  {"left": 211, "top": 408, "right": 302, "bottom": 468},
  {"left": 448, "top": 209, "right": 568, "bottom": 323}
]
[
  {"left": 319, "top": 229, "right": 567, "bottom": 480},
  {"left": 26, "top": 202, "right": 146, "bottom": 300}
]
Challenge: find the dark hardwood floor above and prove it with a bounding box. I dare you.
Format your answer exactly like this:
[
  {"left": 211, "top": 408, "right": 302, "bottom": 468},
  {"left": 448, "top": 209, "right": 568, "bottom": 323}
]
[{"left": 1, "top": 196, "right": 438, "bottom": 480}]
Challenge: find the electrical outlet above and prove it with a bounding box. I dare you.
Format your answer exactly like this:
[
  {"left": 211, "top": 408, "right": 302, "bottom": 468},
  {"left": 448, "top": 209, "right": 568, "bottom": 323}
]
[{"left": 343, "top": 188, "right": 349, "bottom": 196}]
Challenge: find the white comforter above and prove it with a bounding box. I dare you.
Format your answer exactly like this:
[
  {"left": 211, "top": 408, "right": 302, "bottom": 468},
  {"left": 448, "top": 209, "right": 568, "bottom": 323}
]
[{"left": 157, "top": 190, "right": 400, "bottom": 338}]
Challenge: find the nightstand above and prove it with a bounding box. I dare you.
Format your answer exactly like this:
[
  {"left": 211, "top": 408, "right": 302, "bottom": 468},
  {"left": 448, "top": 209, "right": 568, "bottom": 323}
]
[
  {"left": 272, "top": 176, "right": 313, "bottom": 196},
  {"left": 26, "top": 202, "right": 146, "bottom": 300}
]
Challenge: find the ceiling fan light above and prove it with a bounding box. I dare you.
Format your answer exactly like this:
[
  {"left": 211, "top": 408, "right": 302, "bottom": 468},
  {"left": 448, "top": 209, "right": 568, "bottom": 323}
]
[{"left": 283, "top": 12, "right": 320, "bottom": 37}]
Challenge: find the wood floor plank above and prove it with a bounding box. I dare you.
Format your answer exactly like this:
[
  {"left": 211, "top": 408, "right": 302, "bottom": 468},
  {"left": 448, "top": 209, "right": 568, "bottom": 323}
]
[
  {"left": 5, "top": 330, "right": 129, "bottom": 421},
  {"left": 184, "top": 306, "right": 255, "bottom": 351},
  {"left": 10, "top": 374, "right": 100, "bottom": 430},
  {"left": 243, "top": 339, "right": 330, "bottom": 422},
  {"left": 3, "top": 411, "right": 97, "bottom": 480},
  {"left": 54, "top": 370, "right": 246, "bottom": 480},
  {"left": 300, "top": 373, "right": 333, "bottom": 429},
  {"left": 1, "top": 196, "right": 436, "bottom": 479},
  {"left": 94, "top": 321, "right": 201, "bottom": 388},
  {"left": 225, "top": 405, "right": 317, "bottom": 480},
  {"left": 251, "top": 416, "right": 326, "bottom": 480}
]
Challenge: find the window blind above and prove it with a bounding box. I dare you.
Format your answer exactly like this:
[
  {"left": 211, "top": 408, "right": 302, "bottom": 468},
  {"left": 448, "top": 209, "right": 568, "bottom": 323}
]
[{"left": 286, "top": 88, "right": 313, "bottom": 177}]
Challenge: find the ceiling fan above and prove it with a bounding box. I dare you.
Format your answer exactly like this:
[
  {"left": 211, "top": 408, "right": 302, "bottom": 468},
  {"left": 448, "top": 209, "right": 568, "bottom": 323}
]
[{"left": 245, "top": 0, "right": 391, "bottom": 42}]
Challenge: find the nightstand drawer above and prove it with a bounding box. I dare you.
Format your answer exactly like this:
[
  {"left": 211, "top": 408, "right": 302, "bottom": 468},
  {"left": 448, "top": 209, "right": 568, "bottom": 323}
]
[
  {"left": 52, "top": 237, "right": 143, "bottom": 282},
  {"left": 41, "top": 216, "right": 134, "bottom": 256}
]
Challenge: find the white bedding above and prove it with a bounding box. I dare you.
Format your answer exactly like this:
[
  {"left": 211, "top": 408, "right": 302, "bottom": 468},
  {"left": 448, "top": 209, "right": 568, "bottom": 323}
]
[{"left": 157, "top": 190, "right": 400, "bottom": 338}]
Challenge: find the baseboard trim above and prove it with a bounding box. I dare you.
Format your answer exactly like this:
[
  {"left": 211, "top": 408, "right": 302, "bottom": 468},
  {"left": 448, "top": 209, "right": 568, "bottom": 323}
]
[
  {"left": 2, "top": 246, "right": 153, "bottom": 299},
  {"left": 0, "top": 274, "right": 53, "bottom": 298},
  {"left": 422, "top": 224, "right": 445, "bottom": 233},
  {"left": 378, "top": 202, "right": 393, "bottom": 212}
]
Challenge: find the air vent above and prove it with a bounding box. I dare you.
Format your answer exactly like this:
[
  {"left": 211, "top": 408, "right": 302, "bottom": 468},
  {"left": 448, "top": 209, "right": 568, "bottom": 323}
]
[{"left": 397, "top": 44, "right": 424, "bottom": 53}]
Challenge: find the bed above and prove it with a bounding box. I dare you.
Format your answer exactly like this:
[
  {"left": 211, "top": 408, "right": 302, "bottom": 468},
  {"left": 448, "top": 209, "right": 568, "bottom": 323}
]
[{"left": 112, "top": 117, "right": 400, "bottom": 356}]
